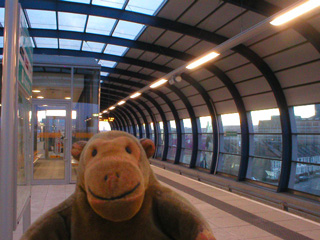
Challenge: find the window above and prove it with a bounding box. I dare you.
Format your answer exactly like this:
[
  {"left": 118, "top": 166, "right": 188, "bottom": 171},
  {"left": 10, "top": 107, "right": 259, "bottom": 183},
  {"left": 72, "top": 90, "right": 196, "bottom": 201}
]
[
  {"left": 168, "top": 120, "right": 177, "bottom": 161},
  {"left": 180, "top": 118, "right": 192, "bottom": 165},
  {"left": 246, "top": 108, "right": 282, "bottom": 185},
  {"left": 150, "top": 122, "right": 155, "bottom": 142},
  {"left": 289, "top": 104, "right": 320, "bottom": 196},
  {"left": 141, "top": 123, "right": 146, "bottom": 138},
  {"left": 104, "top": 44, "right": 128, "bottom": 56},
  {"left": 217, "top": 113, "right": 241, "bottom": 176},
  {"left": 34, "top": 38, "right": 58, "bottom": 49},
  {"left": 98, "top": 60, "right": 117, "bottom": 68},
  {"left": 126, "top": 0, "right": 166, "bottom": 16},
  {"left": 197, "top": 116, "right": 213, "bottom": 170},
  {"left": 135, "top": 124, "right": 140, "bottom": 138},
  {"left": 82, "top": 41, "right": 105, "bottom": 53},
  {"left": 59, "top": 39, "right": 82, "bottom": 50},
  {"left": 155, "top": 122, "right": 164, "bottom": 158},
  {"left": 86, "top": 16, "right": 117, "bottom": 36},
  {"left": 112, "top": 20, "right": 145, "bottom": 40},
  {"left": 92, "top": 0, "right": 126, "bottom": 9},
  {"left": 58, "top": 12, "right": 87, "bottom": 32},
  {"left": 26, "top": 9, "right": 57, "bottom": 29}
]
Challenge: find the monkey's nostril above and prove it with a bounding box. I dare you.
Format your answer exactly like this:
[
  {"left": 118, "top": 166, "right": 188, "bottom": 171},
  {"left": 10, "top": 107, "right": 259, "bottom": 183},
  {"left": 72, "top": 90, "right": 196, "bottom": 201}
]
[
  {"left": 104, "top": 175, "right": 108, "bottom": 181},
  {"left": 116, "top": 172, "right": 120, "bottom": 178}
]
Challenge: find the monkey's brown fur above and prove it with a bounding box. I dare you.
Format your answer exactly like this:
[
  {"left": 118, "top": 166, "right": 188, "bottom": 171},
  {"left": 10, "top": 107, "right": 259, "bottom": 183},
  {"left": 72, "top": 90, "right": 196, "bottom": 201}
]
[{"left": 21, "top": 131, "right": 215, "bottom": 240}]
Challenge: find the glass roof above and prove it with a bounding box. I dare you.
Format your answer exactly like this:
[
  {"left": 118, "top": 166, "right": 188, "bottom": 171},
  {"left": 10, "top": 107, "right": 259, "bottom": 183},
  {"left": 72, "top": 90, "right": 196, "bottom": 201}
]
[
  {"left": 59, "top": 39, "right": 82, "bottom": 50},
  {"left": 104, "top": 44, "right": 128, "bottom": 56},
  {"left": 82, "top": 41, "right": 105, "bottom": 53},
  {"left": 112, "top": 20, "right": 145, "bottom": 40},
  {"left": 58, "top": 12, "right": 87, "bottom": 32},
  {"left": 98, "top": 60, "right": 117, "bottom": 68},
  {"left": 126, "top": 0, "right": 166, "bottom": 16},
  {"left": 26, "top": 9, "right": 57, "bottom": 29},
  {"left": 34, "top": 37, "right": 58, "bottom": 48},
  {"left": 0, "top": 37, "right": 3, "bottom": 48},
  {"left": 92, "top": 0, "right": 126, "bottom": 9},
  {"left": 101, "top": 72, "right": 109, "bottom": 77},
  {"left": 86, "top": 15, "right": 117, "bottom": 36},
  {"left": 62, "top": 0, "right": 90, "bottom": 4},
  {"left": 0, "top": 8, "right": 5, "bottom": 27}
]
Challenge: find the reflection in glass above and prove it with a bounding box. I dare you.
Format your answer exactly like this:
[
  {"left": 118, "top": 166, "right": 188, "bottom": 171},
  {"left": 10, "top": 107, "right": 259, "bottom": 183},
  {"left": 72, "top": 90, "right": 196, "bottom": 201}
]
[
  {"left": 167, "top": 147, "right": 176, "bottom": 161},
  {"left": 169, "top": 134, "right": 177, "bottom": 147},
  {"left": 72, "top": 68, "right": 99, "bottom": 181},
  {"left": 196, "top": 151, "right": 212, "bottom": 169},
  {"left": 222, "top": 134, "right": 241, "bottom": 154},
  {"left": 155, "top": 145, "right": 163, "bottom": 158},
  {"left": 199, "top": 134, "right": 213, "bottom": 151},
  {"left": 181, "top": 149, "right": 192, "bottom": 165},
  {"left": 183, "top": 134, "right": 193, "bottom": 149},
  {"left": 247, "top": 158, "right": 281, "bottom": 185},
  {"left": 289, "top": 163, "right": 320, "bottom": 196},
  {"left": 217, "top": 154, "right": 240, "bottom": 176},
  {"left": 253, "top": 135, "right": 282, "bottom": 158}
]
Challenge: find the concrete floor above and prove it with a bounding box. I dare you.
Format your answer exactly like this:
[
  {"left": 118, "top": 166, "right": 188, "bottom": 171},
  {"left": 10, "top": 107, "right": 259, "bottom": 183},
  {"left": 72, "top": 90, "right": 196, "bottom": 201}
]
[{"left": 13, "top": 166, "right": 320, "bottom": 240}]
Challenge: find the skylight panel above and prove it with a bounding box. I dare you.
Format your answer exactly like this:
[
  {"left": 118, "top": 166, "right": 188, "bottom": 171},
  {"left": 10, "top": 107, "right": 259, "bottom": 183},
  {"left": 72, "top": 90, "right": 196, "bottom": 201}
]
[
  {"left": 101, "top": 72, "right": 109, "bottom": 76},
  {"left": 92, "top": 0, "right": 126, "bottom": 9},
  {"left": 61, "top": 0, "right": 90, "bottom": 4},
  {"left": 59, "top": 39, "right": 82, "bottom": 50},
  {"left": 82, "top": 41, "right": 105, "bottom": 52},
  {"left": 34, "top": 38, "right": 58, "bottom": 48},
  {"left": 104, "top": 44, "right": 128, "bottom": 56},
  {"left": 98, "top": 60, "right": 117, "bottom": 68},
  {"left": 0, "top": 8, "right": 4, "bottom": 27},
  {"left": 26, "top": 9, "right": 57, "bottom": 29},
  {"left": 58, "top": 12, "right": 87, "bottom": 32},
  {"left": 126, "top": 0, "right": 166, "bottom": 16},
  {"left": 112, "top": 20, "right": 145, "bottom": 40},
  {"left": 0, "top": 37, "right": 3, "bottom": 48},
  {"left": 86, "top": 16, "right": 117, "bottom": 35}
]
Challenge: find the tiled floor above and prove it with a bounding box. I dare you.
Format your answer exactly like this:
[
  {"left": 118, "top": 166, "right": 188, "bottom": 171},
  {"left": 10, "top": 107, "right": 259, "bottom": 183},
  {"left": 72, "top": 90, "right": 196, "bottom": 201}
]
[{"left": 13, "top": 166, "right": 320, "bottom": 240}]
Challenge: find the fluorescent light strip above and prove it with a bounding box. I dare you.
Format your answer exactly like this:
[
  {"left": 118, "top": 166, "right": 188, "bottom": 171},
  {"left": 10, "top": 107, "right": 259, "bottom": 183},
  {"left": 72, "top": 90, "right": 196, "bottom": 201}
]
[
  {"left": 270, "top": 0, "right": 320, "bottom": 26},
  {"left": 103, "top": 110, "right": 108, "bottom": 113},
  {"left": 118, "top": 100, "right": 126, "bottom": 105},
  {"left": 150, "top": 79, "right": 168, "bottom": 89},
  {"left": 109, "top": 106, "right": 115, "bottom": 110},
  {"left": 186, "top": 52, "right": 220, "bottom": 70},
  {"left": 130, "top": 92, "right": 141, "bottom": 98}
]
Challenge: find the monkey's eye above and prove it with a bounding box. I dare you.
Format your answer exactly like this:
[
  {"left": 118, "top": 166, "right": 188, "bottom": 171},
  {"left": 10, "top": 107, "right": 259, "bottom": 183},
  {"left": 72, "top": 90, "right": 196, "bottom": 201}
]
[
  {"left": 125, "top": 146, "right": 132, "bottom": 154},
  {"left": 92, "top": 149, "right": 97, "bottom": 157}
]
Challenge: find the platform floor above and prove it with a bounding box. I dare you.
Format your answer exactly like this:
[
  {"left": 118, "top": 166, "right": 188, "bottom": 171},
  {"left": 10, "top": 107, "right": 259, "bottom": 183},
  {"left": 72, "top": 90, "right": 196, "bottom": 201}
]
[{"left": 14, "top": 166, "right": 320, "bottom": 240}]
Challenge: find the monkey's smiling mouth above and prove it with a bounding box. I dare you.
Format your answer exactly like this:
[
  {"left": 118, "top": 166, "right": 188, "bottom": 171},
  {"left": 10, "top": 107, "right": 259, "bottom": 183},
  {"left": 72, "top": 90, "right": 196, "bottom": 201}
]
[{"left": 88, "top": 183, "right": 141, "bottom": 201}]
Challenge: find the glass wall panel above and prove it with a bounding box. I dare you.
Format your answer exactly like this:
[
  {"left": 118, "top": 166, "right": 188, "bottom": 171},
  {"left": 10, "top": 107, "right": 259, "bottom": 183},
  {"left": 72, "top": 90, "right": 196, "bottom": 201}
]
[
  {"left": 247, "top": 158, "right": 281, "bottom": 185},
  {"left": 180, "top": 118, "right": 193, "bottom": 165},
  {"left": 142, "top": 123, "right": 146, "bottom": 138},
  {"left": 251, "top": 109, "right": 281, "bottom": 133},
  {"left": 32, "top": 67, "right": 71, "bottom": 100},
  {"left": 72, "top": 68, "right": 99, "bottom": 181},
  {"left": 181, "top": 149, "right": 192, "bottom": 165},
  {"left": 197, "top": 116, "right": 213, "bottom": 169},
  {"left": 136, "top": 125, "right": 139, "bottom": 138},
  {"left": 253, "top": 135, "right": 282, "bottom": 158},
  {"left": 155, "top": 122, "right": 164, "bottom": 158},
  {"left": 289, "top": 104, "right": 320, "bottom": 196},
  {"left": 218, "top": 113, "right": 241, "bottom": 176},
  {"left": 167, "top": 147, "right": 176, "bottom": 161},
  {"left": 150, "top": 122, "right": 154, "bottom": 142},
  {"left": 217, "top": 154, "right": 240, "bottom": 176}
]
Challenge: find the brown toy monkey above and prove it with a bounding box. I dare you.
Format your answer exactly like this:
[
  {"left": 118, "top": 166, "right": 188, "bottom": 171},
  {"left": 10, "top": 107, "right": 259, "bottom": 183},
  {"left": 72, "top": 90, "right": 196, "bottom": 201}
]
[{"left": 21, "top": 131, "right": 215, "bottom": 240}]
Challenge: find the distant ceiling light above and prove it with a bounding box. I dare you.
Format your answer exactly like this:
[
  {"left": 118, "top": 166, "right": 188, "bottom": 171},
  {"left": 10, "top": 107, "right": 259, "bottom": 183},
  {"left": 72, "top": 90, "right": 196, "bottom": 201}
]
[
  {"left": 186, "top": 52, "right": 220, "bottom": 69},
  {"left": 130, "top": 92, "right": 141, "bottom": 98},
  {"left": 150, "top": 79, "right": 168, "bottom": 89},
  {"left": 270, "top": 0, "right": 320, "bottom": 26},
  {"left": 32, "top": 89, "right": 41, "bottom": 93},
  {"left": 169, "top": 75, "right": 182, "bottom": 85},
  {"left": 42, "top": 105, "right": 48, "bottom": 107},
  {"left": 109, "top": 106, "right": 115, "bottom": 110},
  {"left": 103, "top": 110, "right": 108, "bottom": 113},
  {"left": 65, "top": 97, "right": 71, "bottom": 100},
  {"left": 118, "top": 100, "right": 126, "bottom": 105},
  {"left": 37, "top": 96, "right": 44, "bottom": 99}
]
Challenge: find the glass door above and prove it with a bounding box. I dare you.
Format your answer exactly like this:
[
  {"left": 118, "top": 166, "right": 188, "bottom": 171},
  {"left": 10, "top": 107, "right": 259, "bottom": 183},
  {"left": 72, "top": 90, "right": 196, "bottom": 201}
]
[{"left": 32, "top": 100, "right": 71, "bottom": 184}]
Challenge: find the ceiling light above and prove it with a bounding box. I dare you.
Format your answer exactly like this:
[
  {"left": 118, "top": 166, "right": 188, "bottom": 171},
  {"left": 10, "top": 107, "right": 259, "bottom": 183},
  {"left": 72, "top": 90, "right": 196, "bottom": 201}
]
[
  {"left": 109, "top": 106, "right": 115, "bottom": 110},
  {"left": 103, "top": 110, "right": 108, "bottom": 113},
  {"left": 130, "top": 92, "right": 141, "bottom": 98},
  {"left": 118, "top": 100, "right": 126, "bottom": 105},
  {"left": 65, "top": 97, "right": 71, "bottom": 100},
  {"left": 270, "top": 0, "right": 320, "bottom": 26},
  {"left": 186, "top": 52, "right": 220, "bottom": 69},
  {"left": 37, "top": 96, "right": 44, "bottom": 99},
  {"left": 32, "top": 89, "right": 41, "bottom": 93},
  {"left": 150, "top": 79, "right": 168, "bottom": 89}
]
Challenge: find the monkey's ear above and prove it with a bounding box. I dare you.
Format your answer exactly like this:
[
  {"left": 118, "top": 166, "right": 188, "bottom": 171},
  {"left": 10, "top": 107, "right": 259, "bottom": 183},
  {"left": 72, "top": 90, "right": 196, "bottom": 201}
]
[
  {"left": 71, "top": 141, "right": 87, "bottom": 161},
  {"left": 140, "top": 139, "right": 155, "bottom": 159}
]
